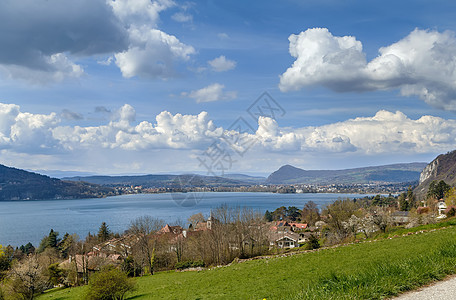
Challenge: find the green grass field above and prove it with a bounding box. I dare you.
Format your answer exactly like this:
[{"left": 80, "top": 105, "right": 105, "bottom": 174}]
[{"left": 39, "top": 225, "right": 456, "bottom": 300}]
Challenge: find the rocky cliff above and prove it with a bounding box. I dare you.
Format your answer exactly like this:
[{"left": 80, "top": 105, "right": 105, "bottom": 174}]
[{"left": 414, "top": 150, "right": 456, "bottom": 199}]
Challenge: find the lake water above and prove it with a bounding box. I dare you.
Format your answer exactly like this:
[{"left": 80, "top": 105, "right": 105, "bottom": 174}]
[{"left": 0, "top": 192, "right": 370, "bottom": 247}]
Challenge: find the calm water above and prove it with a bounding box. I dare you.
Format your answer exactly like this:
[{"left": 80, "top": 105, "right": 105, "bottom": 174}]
[{"left": 0, "top": 192, "right": 369, "bottom": 246}]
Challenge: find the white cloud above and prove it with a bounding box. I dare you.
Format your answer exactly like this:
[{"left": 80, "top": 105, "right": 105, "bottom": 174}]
[
  {"left": 115, "top": 26, "right": 195, "bottom": 78},
  {"left": 279, "top": 28, "right": 456, "bottom": 111},
  {"left": 109, "top": 0, "right": 175, "bottom": 27},
  {"left": 254, "top": 110, "right": 456, "bottom": 154},
  {"left": 109, "top": 0, "right": 196, "bottom": 79},
  {"left": 3, "top": 102, "right": 456, "bottom": 173},
  {"left": 0, "top": 0, "right": 195, "bottom": 83},
  {"left": 208, "top": 55, "right": 236, "bottom": 72},
  {"left": 172, "top": 12, "right": 193, "bottom": 23},
  {"left": 0, "top": 53, "right": 84, "bottom": 84},
  {"left": 186, "top": 83, "right": 237, "bottom": 103},
  {"left": 0, "top": 0, "right": 128, "bottom": 83}
]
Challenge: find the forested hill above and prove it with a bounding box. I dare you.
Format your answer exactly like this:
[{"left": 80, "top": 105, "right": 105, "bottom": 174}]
[
  {"left": 266, "top": 163, "right": 428, "bottom": 184},
  {"left": 0, "top": 164, "right": 114, "bottom": 200}
]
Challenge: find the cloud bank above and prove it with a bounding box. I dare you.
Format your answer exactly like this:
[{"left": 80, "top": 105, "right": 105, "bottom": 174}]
[
  {"left": 0, "top": 0, "right": 195, "bottom": 83},
  {"left": 279, "top": 28, "right": 456, "bottom": 111},
  {"left": 1, "top": 102, "right": 456, "bottom": 160}
]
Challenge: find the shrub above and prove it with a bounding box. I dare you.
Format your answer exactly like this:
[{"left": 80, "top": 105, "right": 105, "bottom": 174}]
[
  {"left": 86, "top": 266, "right": 135, "bottom": 300},
  {"left": 175, "top": 260, "right": 205, "bottom": 270},
  {"left": 446, "top": 207, "right": 456, "bottom": 217}
]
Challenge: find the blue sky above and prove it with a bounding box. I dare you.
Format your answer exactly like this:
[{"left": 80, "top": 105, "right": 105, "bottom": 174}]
[{"left": 1, "top": 0, "right": 456, "bottom": 176}]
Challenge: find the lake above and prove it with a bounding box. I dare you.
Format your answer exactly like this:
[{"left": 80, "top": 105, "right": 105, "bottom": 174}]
[{"left": 0, "top": 192, "right": 371, "bottom": 247}]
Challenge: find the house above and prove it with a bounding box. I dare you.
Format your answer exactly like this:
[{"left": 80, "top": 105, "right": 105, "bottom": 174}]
[
  {"left": 437, "top": 201, "right": 448, "bottom": 218},
  {"left": 391, "top": 211, "right": 410, "bottom": 224},
  {"left": 269, "top": 232, "right": 300, "bottom": 249},
  {"left": 289, "top": 223, "right": 308, "bottom": 230}
]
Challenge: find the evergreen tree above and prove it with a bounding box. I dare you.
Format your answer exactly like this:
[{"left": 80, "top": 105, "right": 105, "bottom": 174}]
[
  {"left": 47, "top": 229, "right": 59, "bottom": 249},
  {"left": 264, "top": 210, "right": 273, "bottom": 222},
  {"left": 97, "top": 222, "right": 111, "bottom": 242}
]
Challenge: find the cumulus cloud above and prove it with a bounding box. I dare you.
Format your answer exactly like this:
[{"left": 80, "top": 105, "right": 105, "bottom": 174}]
[
  {"left": 115, "top": 27, "right": 195, "bottom": 78},
  {"left": 208, "top": 56, "right": 236, "bottom": 72},
  {"left": 108, "top": 0, "right": 195, "bottom": 79},
  {"left": 0, "top": 103, "right": 60, "bottom": 153},
  {"left": 254, "top": 110, "right": 456, "bottom": 154},
  {"left": 3, "top": 102, "right": 456, "bottom": 172},
  {"left": 185, "top": 83, "right": 237, "bottom": 103},
  {"left": 0, "top": 0, "right": 128, "bottom": 83},
  {"left": 279, "top": 28, "right": 456, "bottom": 111},
  {"left": 0, "top": 0, "right": 195, "bottom": 83}
]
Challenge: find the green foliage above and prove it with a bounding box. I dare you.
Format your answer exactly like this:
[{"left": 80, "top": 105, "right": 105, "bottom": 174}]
[
  {"left": 174, "top": 260, "right": 205, "bottom": 270},
  {"left": 37, "top": 230, "right": 60, "bottom": 253},
  {"left": 97, "top": 222, "right": 111, "bottom": 242},
  {"left": 39, "top": 226, "right": 456, "bottom": 300},
  {"left": 86, "top": 267, "right": 135, "bottom": 300},
  {"left": 447, "top": 207, "right": 456, "bottom": 217},
  {"left": 427, "top": 180, "right": 451, "bottom": 200},
  {"left": 264, "top": 210, "right": 273, "bottom": 222},
  {"left": 47, "top": 263, "right": 65, "bottom": 286},
  {"left": 304, "top": 234, "right": 320, "bottom": 250},
  {"left": 270, "top": 206, "right": 302, "bottom": 221}
]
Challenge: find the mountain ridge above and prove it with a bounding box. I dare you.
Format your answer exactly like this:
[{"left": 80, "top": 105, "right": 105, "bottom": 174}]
[{"left": 266, "top": 162, "right": 427, "bottom": 184}]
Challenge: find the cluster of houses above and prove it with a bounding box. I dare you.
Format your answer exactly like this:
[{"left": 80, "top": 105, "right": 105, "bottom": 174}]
[{"left": 64, "top": 216, "right": 318, "bottom": 277}]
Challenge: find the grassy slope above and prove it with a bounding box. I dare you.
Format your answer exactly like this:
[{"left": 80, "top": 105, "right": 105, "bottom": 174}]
[{"left": 39, "top": 225, "right": 456, "bottom": 300}]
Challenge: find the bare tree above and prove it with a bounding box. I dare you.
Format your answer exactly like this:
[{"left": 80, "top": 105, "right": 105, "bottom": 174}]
[
  {"left": 128, "top": 216, "right": 164, "bottom": 275},
  {"left": 7, "top": 255, "right": 47, "bottom": 300}
]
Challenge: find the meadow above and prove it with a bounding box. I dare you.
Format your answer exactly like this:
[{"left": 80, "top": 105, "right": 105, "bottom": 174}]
[{"left": 38, "top": 221, "right": 456, "bottom": 300}]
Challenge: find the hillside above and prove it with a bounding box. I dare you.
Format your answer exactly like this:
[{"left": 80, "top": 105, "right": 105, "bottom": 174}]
[
  {"left": 414, "top": 150, "right": 456, "bottom": 199},
  {"left": 266, "top": 163, "right": 427, "bottom": 184},
  {"left": 63, "top": 174, "right": 253, "bottom": 188},
  {"left": 38, "top": 223, "right": 456, "bottom": 300},
  {"left": 0, "top": 164, "right": 115, "bottom": 200}
]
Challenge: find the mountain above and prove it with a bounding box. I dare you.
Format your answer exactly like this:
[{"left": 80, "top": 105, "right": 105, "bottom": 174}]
[
  {"left": 266, "top": 163, "right": 428, "bottom": 184},
  {"left": 414, "top": 150, "right": 456, "bottom": 199},
  {"left": 0, "top": 164, "right": 115, "bottom": 200},
  {"left": 63, "top": 174, "right": 253, "bottom": 188}
]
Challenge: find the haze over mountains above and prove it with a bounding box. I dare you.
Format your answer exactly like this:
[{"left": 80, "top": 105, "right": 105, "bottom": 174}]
[{"left": 1, "top": 159, "right": 443, "bottom": 201}]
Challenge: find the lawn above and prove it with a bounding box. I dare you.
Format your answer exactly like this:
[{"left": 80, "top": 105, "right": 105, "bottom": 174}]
[{"left": 39, "top": 226, "right": 456, "bottom": 299}]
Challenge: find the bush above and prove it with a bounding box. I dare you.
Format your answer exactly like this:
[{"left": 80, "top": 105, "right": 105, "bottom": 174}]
[
  {"left": 446, "top": 207, "right": 456, "bottom": 217},
  {"left": 304, "top": 234, "right": 320, "bottom": 250},
  {"left": 174, "top": 260, "right": 205, "bottom": 270},
  {"left": 86, "top": 267, "right": 135, "bottom": 300}
]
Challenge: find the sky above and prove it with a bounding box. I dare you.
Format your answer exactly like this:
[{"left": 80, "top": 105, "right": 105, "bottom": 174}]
[{"left": 1, "top": 0, "right": 456, "bottom": 177}]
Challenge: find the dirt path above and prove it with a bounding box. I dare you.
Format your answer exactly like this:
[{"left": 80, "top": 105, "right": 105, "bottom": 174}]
[{"left": 394, "top": 275, "right": 456, "bottom": 299}]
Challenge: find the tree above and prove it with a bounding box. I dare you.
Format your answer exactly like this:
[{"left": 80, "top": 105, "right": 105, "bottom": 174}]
[
  {"left": 444, "top": 187, "right": 456, "bottom": 207},
  {"left": 187, "top": 213, "right": 205, "bottom": 228},
  {"left": 264, "top": 210, "right": 273, "bottom": 222},
  {"left": 407, "top": 187, "right": 417, "bottom": 208},
  {"left": 398, "top": 192, "right": 409, "bottom": 211},
  {"left": 128, "top": 216, "right": 164, "bottom": 275},
  {"left": 86, "top": 267, "right": 135, "bottom": 300},
  {"left": 301, "top": 201, "right": 320, "bottom": 226},
  {"left": 6, "top": 255, "right": 47, "bottom": 300},
  {"left": 427, "top": 180, "right": 451, "bottom": 200},
  {"left": 323, "top": 199, "right": 360, "bottom": 239},
  {"left": 98, "top": 222, "right": 111, "bottom": 243},
  {"left": 47, "top": 263, "right": 64, "bottom": 286},
  {"left": 37, "top": 230, "right": 59, "bottom": 253},
  {"left": 305, "top": 234, "right": 320, "bottom": 250}
]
